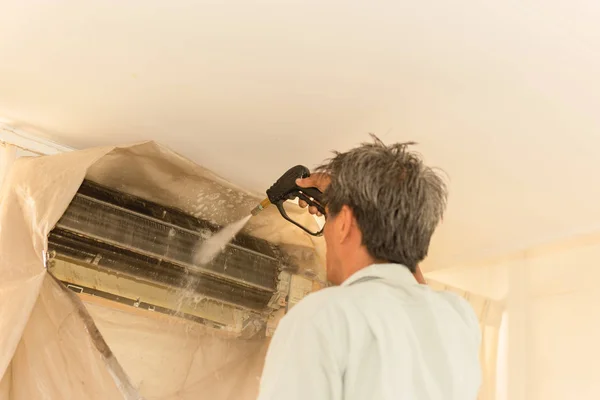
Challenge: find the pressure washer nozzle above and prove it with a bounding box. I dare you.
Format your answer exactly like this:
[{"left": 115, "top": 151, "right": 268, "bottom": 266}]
[{"left": 250, "top": 198, "right": 272, "bottom": 216}]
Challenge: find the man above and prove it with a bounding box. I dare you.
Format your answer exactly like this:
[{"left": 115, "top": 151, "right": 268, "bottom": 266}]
[{"left": 257, "top": 136, "right": 481, "bottom": 400}]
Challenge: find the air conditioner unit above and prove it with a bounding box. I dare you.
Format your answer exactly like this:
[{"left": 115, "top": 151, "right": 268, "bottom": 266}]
[{"left": 47, "top": 180, "right": 299, "bottom": 338}]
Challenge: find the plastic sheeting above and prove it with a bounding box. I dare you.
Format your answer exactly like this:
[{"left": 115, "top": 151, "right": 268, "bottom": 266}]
[
  {"left": 84, "top": 300, "right": 269, "bottom": 399},
  {"left": 0, "top": 142, "right": 325, "bottom": 399}
]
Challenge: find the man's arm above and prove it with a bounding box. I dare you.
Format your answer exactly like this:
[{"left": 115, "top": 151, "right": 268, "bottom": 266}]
[{"left": 257, "top": 300, "right": 343, "bottom": 400}]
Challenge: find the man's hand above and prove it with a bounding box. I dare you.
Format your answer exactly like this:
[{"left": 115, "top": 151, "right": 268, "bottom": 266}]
[{"left": 296, "top": 173, "right": 330, "bottom": 217}]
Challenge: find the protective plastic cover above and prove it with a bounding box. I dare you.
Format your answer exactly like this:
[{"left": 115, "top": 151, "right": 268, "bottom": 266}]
[{"left": 0, "top": 142, "right": 325, "bottom": 399}]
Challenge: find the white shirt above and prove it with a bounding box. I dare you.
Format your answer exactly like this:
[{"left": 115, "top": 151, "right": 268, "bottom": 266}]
[{"left": 257, "top": 264, "right": 481, "bottom": 400}]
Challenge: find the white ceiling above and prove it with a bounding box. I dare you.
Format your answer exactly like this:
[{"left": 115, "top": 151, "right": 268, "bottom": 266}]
[{"left": 2, "top": 1, "right": 600, "bottom": 270}]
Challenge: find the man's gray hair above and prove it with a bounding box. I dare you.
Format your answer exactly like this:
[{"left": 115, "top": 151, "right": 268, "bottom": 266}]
[{"left": 316, "top": 134, "right": 447, "bottom": 272}]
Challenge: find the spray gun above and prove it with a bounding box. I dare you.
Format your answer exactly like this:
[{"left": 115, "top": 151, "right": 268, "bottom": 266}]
[{"left": 250, "top": 165, "right": 326, "bottom": 236}]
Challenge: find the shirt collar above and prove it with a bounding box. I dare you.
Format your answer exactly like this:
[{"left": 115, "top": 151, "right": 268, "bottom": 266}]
[{"left": 341, "top": 263, "right": 418, "bottom": 287}]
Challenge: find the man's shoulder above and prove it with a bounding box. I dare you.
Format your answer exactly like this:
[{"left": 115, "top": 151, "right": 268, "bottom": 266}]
[
  {"left": 287, "top": 285, "right": 348, "bottom": 315},
  {"left": 437, "top": 291, "right": 477, "bottom": 316},
  {"left": 275, "top": 285, "right": 359, "bottom": 352},
  {"left": 280, "top": 285, "right": 356, "bottom": 328},
  {"left": 436, "top": 291, "right": 481, "bottom": 336}
]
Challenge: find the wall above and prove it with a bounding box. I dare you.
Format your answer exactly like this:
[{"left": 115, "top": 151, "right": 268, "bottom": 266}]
[
  {"left": 427, "top": 233, "right": 600, "bottom": 400},
  {"left": 1, "top": 125, "right": 71, "bottom": 190},
  {"left": 526, "top": 237, "right": 600, "bottom": 399}
]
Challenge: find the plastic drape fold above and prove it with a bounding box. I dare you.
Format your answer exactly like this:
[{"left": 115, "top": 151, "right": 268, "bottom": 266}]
[{"left": 0, "top": 142, "right": 17, "bottom": 190}]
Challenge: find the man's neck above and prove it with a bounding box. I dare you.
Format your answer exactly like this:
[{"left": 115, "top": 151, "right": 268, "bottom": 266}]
[{"left": 340, "top": 252, "right": 379, "bottom": 283}]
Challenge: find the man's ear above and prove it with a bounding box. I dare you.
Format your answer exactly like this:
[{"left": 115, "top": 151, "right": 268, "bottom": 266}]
[{"left": 337, "top": 205, "right": 354, "bottom": 244}]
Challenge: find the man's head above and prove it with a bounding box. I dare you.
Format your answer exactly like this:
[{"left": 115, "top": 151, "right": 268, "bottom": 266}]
[{"left": 316, "top": 135, "right": 447, "bottom": 284}]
